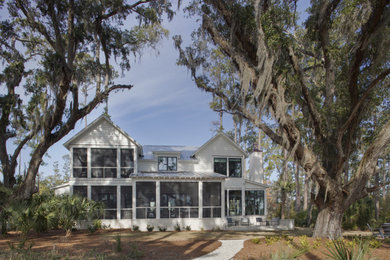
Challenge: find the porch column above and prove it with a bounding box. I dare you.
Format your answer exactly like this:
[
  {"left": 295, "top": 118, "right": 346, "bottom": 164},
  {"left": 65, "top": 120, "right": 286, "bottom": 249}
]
[
  {"left": 116, "top": 185, "right": 120, "bottom": 219},
  {"left": 87, "top": 147, "right": 91, "bottom": 179},
  {"left": 241, "top": 186, "right": 245, "bottom": 216},
  {"left": 264, "top": 189, "right": 267, "bottom": 216},
  {"left": 156, "top": 181, "right": 160, "bottom": 219},
  {"left": 87, "top": 185, "right": 91, "bottom": 200},
  {"left": 132, "top": 181, "right": 136, "bottom": 220},
  {"left": 117, "top": 148, "right": 120, "bottom": 179},
  {"left": 221, "top": 181, "right": 225, "bottom": 218},
  {"left": 199, "top": 181, "right": 203, "bottom": 219},
  {"left": 226, "top": 189, "right": 229, "bottom": 217},
  {"left": 134, "top": 147, "right": 138, "bottom": 175}
]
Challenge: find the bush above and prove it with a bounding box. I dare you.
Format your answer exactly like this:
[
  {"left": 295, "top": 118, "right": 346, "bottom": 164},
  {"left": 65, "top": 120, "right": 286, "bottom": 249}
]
[
  {"left": 88, "top": 220, "right": 102, "bottom": 233},
  {"left": 158, "top": 226, "right": 167, "bottom": 231},
  {"left": 251, "top": 238, "right": 261, "bottom": 244},
  {"left": 174, "top": 223, "right": 181, "bottom": 231},
  {"left": 185, "top": 225, "right": 191, "bottom": 231},
  {"left": 132, "top": 225, "right": 139, "bottom": 231},
  {"left": 146, "top": 225, "right": 154, "bottom": 232}
]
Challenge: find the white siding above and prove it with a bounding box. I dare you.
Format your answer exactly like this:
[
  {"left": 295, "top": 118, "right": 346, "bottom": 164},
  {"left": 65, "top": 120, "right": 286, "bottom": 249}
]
[
  {"left": 71, "top": 120, "right": 135, "bottom": 147},
  {"left": 194, "top": 134, "right": 245, "bottom": 172}
]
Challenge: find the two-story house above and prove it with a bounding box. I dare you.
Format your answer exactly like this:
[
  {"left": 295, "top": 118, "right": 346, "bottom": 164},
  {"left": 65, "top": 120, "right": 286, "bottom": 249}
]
[{"left": 55, "top": 115, "right": 268, "bottom": 230}]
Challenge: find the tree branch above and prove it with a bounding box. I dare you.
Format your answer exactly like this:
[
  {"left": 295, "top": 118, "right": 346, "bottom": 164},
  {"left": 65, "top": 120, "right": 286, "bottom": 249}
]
[{"left": 287, "top": 46, "right": 326, "bottom": 142}]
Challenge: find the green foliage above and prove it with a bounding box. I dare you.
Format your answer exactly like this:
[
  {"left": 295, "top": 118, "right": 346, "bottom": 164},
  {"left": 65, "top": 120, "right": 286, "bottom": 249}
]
[
  {"left": 185, "top": 225, "right": 191, "bottom": 231},
  {"left": 174, "top": 222, "right": 181, "bottom": 231},
  {"left": 265, "top": 236, "right": 281, "bottom": 245},
  {"left": 251, "top": 237, "right": 261, "bottom": 244},
  {"left": 132, "top": 225, "right": 139, "bottom": 232},
  {"left": 146, "top": 224, "right": 154, "bottom": 232},
  {"left": 343, "top": 196, "right": 375, "bottom": 230},
  {"left": 115, "top": 233, "right": 122, "bottom": 252},
  {"left": 128, "top": 243, "right": 144, "bottom": 259},
  {"left": 88, "top": 219, "right": 102, "bottom": 233},
  {"left": 325, "top": 239, "right": 372, "bottom": 260},
  {"left": 158, "top": 226, "right": 167, "bottom": 231}
]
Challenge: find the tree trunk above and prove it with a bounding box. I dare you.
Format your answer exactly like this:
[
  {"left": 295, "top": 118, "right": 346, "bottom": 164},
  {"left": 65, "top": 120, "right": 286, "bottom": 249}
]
[
  {"left": 312, "top": 205, "right": 344, "bottom": 238},
  {"left": 280, "top": 149, "right": 288, "bottom": 219},
  {"left": 303, "top": 174, "right": 309, "bottom": 211},
  {"left": 375, "top": 165, "right": 380, "bottom": 221},
  {"left": 383, "top": 158, "right": 388, "bottom": 200},
  {"left": 294, "top": 163, "right": 301, "bottom": 212}
]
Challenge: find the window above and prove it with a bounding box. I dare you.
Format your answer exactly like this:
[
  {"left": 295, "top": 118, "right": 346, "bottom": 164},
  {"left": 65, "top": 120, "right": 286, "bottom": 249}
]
[
  {"left": 120, "top": 149, "right": 134, "bottom": 178},
  {"left": 73, "top": 185, "right": 87, "bottom": 198},
  {"left": 203, "top": 182, "right": 221, "bottom": 218},
  {"left": 136, "top": 182, "right": 156, "bottom": 219},
  {"left": 245, "top": 190, "right": 265, "bottom": 215},
  {"left": 121, "top": 186, "right": 132, "bottom": 219},
  {"left": 91, "top": 148, "right": 117, "bottom": 178},
  {"left": 73, "top": 148, "right": 87, "bottom": 178},
  {"left": 160, "top": 182, "right": 199, "bottom": 218},
  {"left": 214, "top": 157, "right": 242, "bottom": 177},
  {"left": 226, "top": 190, "right": 242, "bottom": 216},
  {"left": 91, "top": 186, "right": 117, "bottom": 219},
  {"left": 158, "top": 157, "right": 177, "bottom": 171}
]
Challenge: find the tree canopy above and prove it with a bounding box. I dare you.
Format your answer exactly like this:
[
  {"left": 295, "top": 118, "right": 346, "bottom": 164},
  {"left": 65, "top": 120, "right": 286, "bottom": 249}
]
[
  {"left": 176, "top": 0, "right": 390, "bottom": 238},
  {"left": 0, "top": 0, "right": 173, "bottom": 199}
]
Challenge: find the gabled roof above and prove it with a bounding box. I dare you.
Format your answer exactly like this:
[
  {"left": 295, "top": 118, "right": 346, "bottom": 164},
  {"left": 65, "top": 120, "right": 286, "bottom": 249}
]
[
  {"left": 63, "top": 114, "right": 142, "bottom": 151},
  {"left": 193, "top": 132, "right": 247, "bottom": 157}
]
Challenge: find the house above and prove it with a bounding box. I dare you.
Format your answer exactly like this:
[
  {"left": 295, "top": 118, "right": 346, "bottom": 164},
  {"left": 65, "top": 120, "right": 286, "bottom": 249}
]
[{"left": 55, "top": 115, "right": 268, "bottom": 230}]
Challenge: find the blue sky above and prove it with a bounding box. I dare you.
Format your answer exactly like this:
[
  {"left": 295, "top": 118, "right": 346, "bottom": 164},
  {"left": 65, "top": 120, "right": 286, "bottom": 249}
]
[
  {"left": 9, "top": 1, "right": 311, "bottom": 178},
  {"left": 35, "top": 9, "right": 236, "bottom": 177}
]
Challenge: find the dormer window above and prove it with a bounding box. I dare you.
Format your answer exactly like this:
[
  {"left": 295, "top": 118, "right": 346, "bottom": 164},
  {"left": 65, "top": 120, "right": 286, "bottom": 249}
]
[
  {"left": 214, "top": 157, "right": 242, "bottom": 177},
  {"left": 158, "top": 157, "right": 177, "bottom": 171}
]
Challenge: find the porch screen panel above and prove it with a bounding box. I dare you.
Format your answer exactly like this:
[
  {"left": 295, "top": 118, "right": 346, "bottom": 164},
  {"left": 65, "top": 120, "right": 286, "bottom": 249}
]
[
  {"left": 203, "top": 182, "right": 221, "bottom": 218},
  {"left": 91, "top": 186, "right": 117, "bottom": 219},
  {"left": 120, "top": 149, "right": 134, "bottom": 178},
  {"left": 160, "top": 182, "right": 198, "bottom": 218},
  {"left": 91, "top": 148, "right": 117, "bottom": 178},
  {"left": 73, "top": 185, "right": 87, "bottom": 198},
  {"left": 227, "top": 190, "right": 242, "bottom": 216},
  {"left": 73, "top": 148, "right": 87, "bottom": 178},
  {"left": 121, "top": 186, "right": 132, "bottom": 219},
  {"left": 136, "top": 182, "right": 156, "bottom": 219},
  {"left": 245, "top": 190, "right": 265, "bottom": 215}
]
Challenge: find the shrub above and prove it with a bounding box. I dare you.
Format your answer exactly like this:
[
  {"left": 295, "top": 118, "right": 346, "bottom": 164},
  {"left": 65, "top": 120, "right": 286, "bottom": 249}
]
[
  {"left": 158, "top": 226, "right": 167, "bottom": 232},
  {"left": 174, "top": 223, "right": 181, "bottom": 231},
  {"left": 325, "top": 239, "right": 371, "bottom": 260},
  {"left": 115, "top": 234, "right": 122, "bottom": 252},
  {"left": 251, "top": 238, "right": 261, "bottom": 244},
  {"left": 128, "top": 243, "right": 144, "bottom": 258},
  {"left": 185, "top": 225, "right": 191, "bottom": 231},
  {"left": 132, "top": 225, "right": 139, "bottom": 231},
  {"left": 146, "top": 224, "right": 154, "bottom": 232}
]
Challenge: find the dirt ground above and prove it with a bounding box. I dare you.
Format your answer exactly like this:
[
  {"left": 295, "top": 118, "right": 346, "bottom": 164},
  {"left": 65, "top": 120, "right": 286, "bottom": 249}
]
[
  {"left": 234, "top": 236, "right": 390, "bottom": 260},
  {"left": 1, "top": 229, "right": 390, "bottom": 259},
  {"left": 0, "top": 229, "right": 221, "bottom": 259}
]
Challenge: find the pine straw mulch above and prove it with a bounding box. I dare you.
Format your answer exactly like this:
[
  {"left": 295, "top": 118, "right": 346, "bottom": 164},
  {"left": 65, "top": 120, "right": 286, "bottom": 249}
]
[
  {"left": 0, "top": 229, "right": 220, "bottom": 259},
  {"left": 233, "top": 236, "right": 390, "bottom": 260}
]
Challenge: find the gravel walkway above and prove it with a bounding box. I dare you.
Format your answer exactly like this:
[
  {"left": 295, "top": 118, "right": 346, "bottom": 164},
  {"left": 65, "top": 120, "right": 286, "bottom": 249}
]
[{"left": 193, "top": 239, "right": 244, "bottom": 260}]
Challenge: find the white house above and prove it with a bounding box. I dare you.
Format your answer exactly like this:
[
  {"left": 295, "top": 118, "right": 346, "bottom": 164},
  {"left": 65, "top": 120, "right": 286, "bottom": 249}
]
[{"left": 55, "top": 115, "right": 268, "bottom": 231}]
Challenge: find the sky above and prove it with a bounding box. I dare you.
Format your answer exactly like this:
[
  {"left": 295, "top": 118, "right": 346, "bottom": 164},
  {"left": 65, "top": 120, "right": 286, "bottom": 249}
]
[
  {"left": 5, "top": 1, "right": 311, "bottom": 179},
  {"left": 35, "top": 9, "right": 236, "bottom": 177}
]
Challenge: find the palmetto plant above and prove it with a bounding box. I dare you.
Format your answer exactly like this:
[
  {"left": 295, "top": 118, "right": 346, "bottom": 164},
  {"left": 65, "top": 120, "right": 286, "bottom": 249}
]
[
  {"left": 325, "top": 239, "right": 372, "bottom": 260},
  {"left": 48, "top": 195, "right": 102, "bottom": 237}
]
